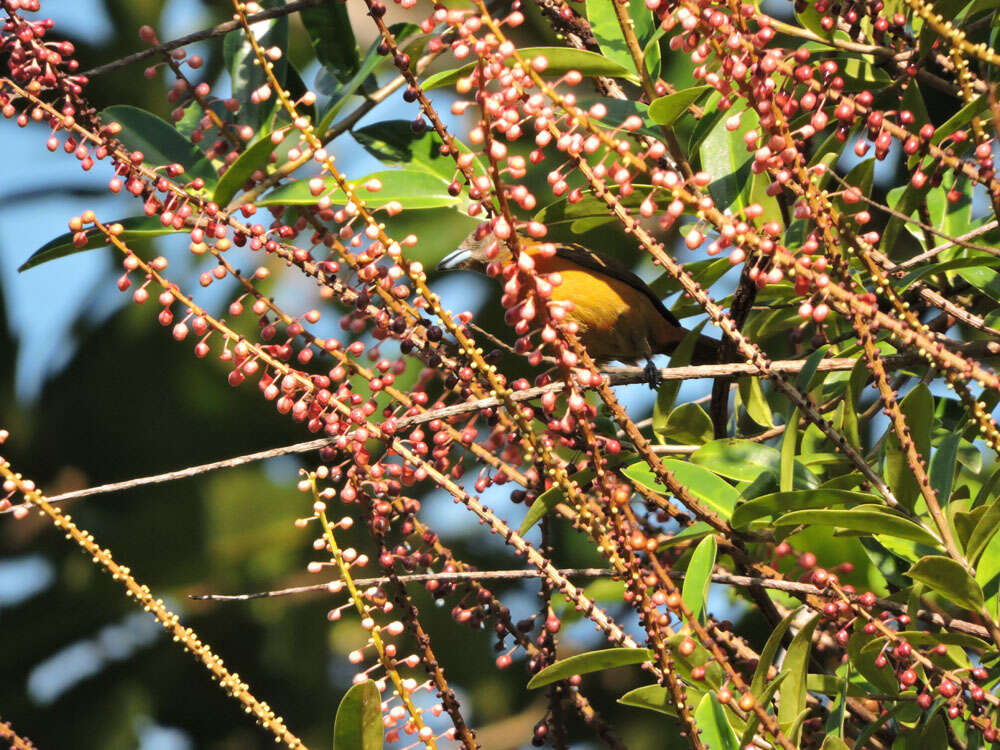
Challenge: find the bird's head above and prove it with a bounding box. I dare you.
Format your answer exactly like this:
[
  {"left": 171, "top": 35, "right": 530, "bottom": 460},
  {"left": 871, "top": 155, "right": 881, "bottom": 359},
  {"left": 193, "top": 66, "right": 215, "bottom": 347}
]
[{"left": 437, "top": 226, "right": 514, "bottom": 273}]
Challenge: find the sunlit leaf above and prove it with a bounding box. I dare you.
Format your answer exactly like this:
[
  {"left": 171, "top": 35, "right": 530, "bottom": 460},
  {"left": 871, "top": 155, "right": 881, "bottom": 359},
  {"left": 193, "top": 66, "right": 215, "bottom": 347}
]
[
  {"left": 20, "top": 216, "right": 183, "bottom": 272},
  {"left": 528, "top": 648, "right": 654, "bottom": 688},
  {"left": 908, "top": 555, "right": 985, "bottom": 611},
  {"left": 623, "top": 459, "right": 739, "bottom": 519},
  {"left": 778, "top": 613, "right": 819, "bottom": 727},
  {"left": 333, "top": 680, "right": 383, "bottom": 750},
  {"left": 648, "top": 86, "right": 711, "bottom": 126},
  {"left": 257, "top": 169, "right": 463, "bottom": 209},
  {"left": 681, "top": 535, "right": 717, "bottom": 622},
  {"left": 775, "top": 506, "right": 942, "bottom": 547},
  {"left": 694, "top": 693, "right": 739, "bottom": 750}
]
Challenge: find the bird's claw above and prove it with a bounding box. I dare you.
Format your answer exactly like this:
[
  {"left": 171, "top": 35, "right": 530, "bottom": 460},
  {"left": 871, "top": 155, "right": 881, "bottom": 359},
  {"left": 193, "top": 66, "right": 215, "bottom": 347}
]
[{"left": 644, "top": 360, "right": 662, "bottom": 390}]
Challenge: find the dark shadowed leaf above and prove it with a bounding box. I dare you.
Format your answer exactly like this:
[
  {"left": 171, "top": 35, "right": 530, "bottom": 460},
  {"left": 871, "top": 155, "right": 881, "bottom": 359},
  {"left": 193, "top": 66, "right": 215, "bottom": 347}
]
[
  {"left": 213, "top": 135, "right": 280, "bottom": 208},
  {"left": 333, "top": 680, "right": 383, "bottom": 750},
  {"left": 778, "top": 613, "right": 819, "bottom": 727},
  {"left": 224, "top": 0, "right": 288, "bottom": 130},
  {"left": 301, "top": 2, "right": 359, "bottom": 83},
  {"left": 930, "top": 432, "right": 960, "bottom": 504},
  {"left": 103, "top": 105, "right": 217, "bottom": 187},
  {"left": 528, "top": 648, "right": 654, "bottom": 688},
  {"left": 20, "top": 216, "right": 183, "bottom": 272},
  {"left": 884, "top": 383, "right": 933, "bottom": 512},
  {"left": 352, "top": 121, "right": 485, "bottom": 181}
]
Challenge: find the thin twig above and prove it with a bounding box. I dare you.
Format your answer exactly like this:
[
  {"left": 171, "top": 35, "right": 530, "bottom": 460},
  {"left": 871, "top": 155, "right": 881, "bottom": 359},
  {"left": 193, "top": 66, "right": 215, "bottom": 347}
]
[{"left": 81, "top": 0, "right": 325, "bottom": 78}]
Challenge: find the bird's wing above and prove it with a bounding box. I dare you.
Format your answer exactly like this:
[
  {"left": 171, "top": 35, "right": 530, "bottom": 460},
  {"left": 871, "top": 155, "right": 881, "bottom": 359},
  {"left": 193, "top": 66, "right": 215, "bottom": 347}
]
[{"left": 551, "top": 243, "right": 683, "bottom": 328}]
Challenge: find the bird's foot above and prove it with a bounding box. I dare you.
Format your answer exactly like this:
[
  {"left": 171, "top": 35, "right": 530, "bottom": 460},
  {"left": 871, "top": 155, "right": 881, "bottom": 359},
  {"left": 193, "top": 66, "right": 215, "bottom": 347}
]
[{"left": 644, "top": 359, "right": 662, "bottom": 390}]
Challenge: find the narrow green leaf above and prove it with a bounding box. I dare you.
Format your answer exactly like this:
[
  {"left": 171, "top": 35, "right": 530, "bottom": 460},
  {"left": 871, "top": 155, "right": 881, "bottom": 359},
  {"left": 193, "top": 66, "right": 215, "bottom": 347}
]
[
  {"left": 648, "top": 86, "right": 711, "bottom": 126},
  {"left": 795, "top": 345, "right": 831, "bottom": 393},
  {"left": 681, "top": 536, "right": 717, "bottom": 621},
  {"left": 103, "top": 105, "right": 217, "bottom": 187},
  {"left": 691, "top": 439, "right": 820, "bottom": 488},
  {"left": 214, "top": 134, "right": 279, "bottom": 208},
  {"left": 618, "top": 684, "right": 697, "bottom": 716},
  {"left": 623, "top": 459, "right": 739, "bottom": 519},
  {"left": 820, "top": 736, "right": 851, "bottom": 750},
  {"left": 20, "top": 216, "right": 183, "bottom": 272},
  {"left": 257, "top": 170, "right": 462, "bottom": 209},
  {"left": 908, "top": 555, "right": 985, "bottom": 611},
  {"left": 750, "top": 609, "right": 795, "bottom": 697},
  {"left": 333, "top": 680, "right": 383, "bottom": 750},
  {"left": 738, "top": 674, "right": 788, "bottom": 749},
  {"left": 732, "top": 490, "right": 877, "bottom": 528},
  {"left": 930, "top": 433, "right": 960, "bottom": 503},
  {"left": 694, "top": 693, "right": 739, "bottom": 750},
  {"left": 780, "top": 408, "right": 799, "bottom": 493},
  {"left": 422, "top": 47, "right": 637, "bottom": 91},
  {"left": 966, "top": 499, "right": 1000, "bottom": 564},
  {"left": 774, "top": 506, "right": 942, "bottom": 547},
  {"left": 777, "top": 614, "right": 819, "bottom": 727},
  {"left": 883, "top": 384, "right": 933, "bottom": 512},
  {"left": 658, "top": 521, "right": 713, "bottom": 549},
  {"left": 528, "top": 648, "right": 654, "bottom": 689}
]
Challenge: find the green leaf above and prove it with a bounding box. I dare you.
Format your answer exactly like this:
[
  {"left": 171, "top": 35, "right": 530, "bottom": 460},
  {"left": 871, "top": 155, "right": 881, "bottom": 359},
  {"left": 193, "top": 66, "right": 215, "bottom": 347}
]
[
  {"left": 102, "top": 105, "right": 217, "bottom": 187},
  {"left": 623, "top": 459, "right": 739, "bottom": 519},
  {"left": 780, "top": 408, "right": 799, "bottom": 493},
  {"left": 658, "top": 521, "right": 714, "bottom": 549},
  {"left": 648, "top": 86, "right": 711, "bottom": 126},
  {"left": 352, "top": 121, "right": 484, "bottom": 181},
  {"left": 214, "top": 134, "right": 280, "bottom": 208},
  {"left": 224, "top": 0, "right": 288, "bottom": 130},
  {"left": 586, "top": 0, "right": 650, "bottom": 75},
  {"left": 681, "top": 535, "right": 717, "bottom": 621},
  {"left": 739, "top": 674, "right": 788, "bottom": 749},
  {"left": 528, "top": 648, "right": 654, "bottom": 689},
  {"left": 775, "top": 506, "right": 942, "bottom": 547},
  {"left": 333, "top": 680, "right": 383, "bottom": 750},
  {"left": 738, "top": 377, "right": 773, "bottom": 427},
  {"left": 694, "top": 693, "right": 739, "bottom": 750},
  {"left": 257, "top": 169, "right": 463, "bottom": 209},
  {"left": 653, "top": 323, "right": 707, "bottom": 432},
  {"left": 732, "top": 490, "right": 878, "bottom": 528},
  {"left": 796, "top": 345, "right": 831, "bottom": 393},
  {"left": 967, "top": 499, "right": 1000, "bottom": 564},
  {"left": 820, "top": 737, "right": 851, "bottom": 750},
  {"left": 851, "top": 628, "right": 897, "bottom": 696},
  {"left": 750, "top": 609, "right": 794, "bottom": 697},
  {"left": 908, "top": 555, "right": 985, "bottom": 611},
  {"left": 655, "top": 402, "right": 714, "bottom": 445},
  {"left": 301, "top": 2, "right": 359, "bottom": 83},
  {"left": 619, "top": 684, "right": 698, "bottom": 716},
  {"left": 699, "top": 104, "right": 759, "bottom": 212},
  {"left": 690, "top": 439, "right": 820, "bottom": 487},
  {"left": 422, "top": 47, "right": 637, "bottom": 91},
  {"left": 19, "top": 216, "right": 183, "bottom": 272},
  {"left": 884, "top": 384, "right": 934, "bottom": 512},
  {"left": 778, "top": 613, "right": 819, "bottom": 727},
  {"left": 930, "top": 433, "right": 960, "bottom": 504}
]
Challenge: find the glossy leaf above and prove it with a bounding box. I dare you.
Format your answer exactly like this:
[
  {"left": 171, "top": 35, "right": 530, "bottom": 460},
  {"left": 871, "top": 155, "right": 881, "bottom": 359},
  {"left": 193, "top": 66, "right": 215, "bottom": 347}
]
[
  {"left": 699, "top": 104, "right": 759, "bottom": 212},
  {"left": 586, "top": 0, "right": 659, "bottom": 77},
  {"left": 655, "top": 402, "right": 713, "bottom": 445},
  {"left": 694, "top": 693, "right": 739, "bottom": 750},
  {"left": 681, "top": 535, "right": 717, "bottom": 621},
  {"left": 732, "top": 490, "right": 877, "bottom": 529},
  {"left": 648, "top": 86, "right": 711, "bottom": 126},
  {"left": 780, "top": 408, "right": 799, "bottom": 493},
  {"left": 20, "top": 216, "right": 183, "bottom": 272},
  {"left": 103, "top": 105, "right": 217, "bottom": 187},
  {"left": 618, "top": 684, "right": 698, "bottom": 716},
  {"left": 738, "top": 377, "right": 773, "bottom": 427},
  {"left": 777, "top": 613, "right": 819, "bottom": 727},
  {"left": 966, "top": 499, "right": 1000, "bottom": 564},
  {"left": 257, "top": 170, "right": 462, "bottom": 209},
  {"left": 883, "top": 384, "right": 933, "bottom": 512},
  {"left": 795, "top": 344, "right": 831, "bottom": 393},
  {"left": 422, "top": 47, "right": 637, "bottom": 91},
  {"left": 738, "top": 674, "right": 788, "bottom": 749},
  {"left": 528, "top": 648, "right": 654, "bottom": 688},
  {"left": 930, "top": 432, "right": 960, "bottom": 503},
  {"left": 333, "top": 680, "right": 383, "bottom": 750},
  {"left": 774, "top": 506, "right": 942, "bottom": 547},
  {"left": 908, "top": 555, "right": 985, "bottom": 611},
  {"left": 623, "top": 459, "right": 739, "bottom": 519}
]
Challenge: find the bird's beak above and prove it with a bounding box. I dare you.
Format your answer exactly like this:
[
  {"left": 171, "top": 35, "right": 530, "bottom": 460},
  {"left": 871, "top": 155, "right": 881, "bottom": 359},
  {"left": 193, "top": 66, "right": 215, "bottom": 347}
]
[{"left": 437, "top": 247, "right": 472, "bottom": 271}]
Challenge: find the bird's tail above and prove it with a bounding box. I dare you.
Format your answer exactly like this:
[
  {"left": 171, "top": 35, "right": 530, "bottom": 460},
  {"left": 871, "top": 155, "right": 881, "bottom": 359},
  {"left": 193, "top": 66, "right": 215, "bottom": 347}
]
[{"left": 689, "top": 335, "right": 723, "bottom": 365}]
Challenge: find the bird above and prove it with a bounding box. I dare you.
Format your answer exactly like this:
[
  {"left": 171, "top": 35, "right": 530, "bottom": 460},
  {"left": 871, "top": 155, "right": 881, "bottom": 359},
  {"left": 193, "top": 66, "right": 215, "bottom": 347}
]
[{"left": 437, "top": 228, "right": 718, "bottom": 388}]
